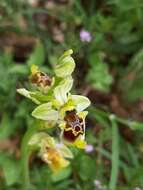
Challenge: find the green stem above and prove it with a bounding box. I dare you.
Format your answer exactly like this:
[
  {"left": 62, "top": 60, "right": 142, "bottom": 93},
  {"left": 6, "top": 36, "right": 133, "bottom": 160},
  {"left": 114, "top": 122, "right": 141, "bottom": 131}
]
[
  {"left": 90, "top": 107, "right": 143, "bottom": 130},
  {"left": 109, "top": 116, "right": 119, "bottom": 190},
  {"left": 21, "top": 124, "right": 39, "bottom": 190}
]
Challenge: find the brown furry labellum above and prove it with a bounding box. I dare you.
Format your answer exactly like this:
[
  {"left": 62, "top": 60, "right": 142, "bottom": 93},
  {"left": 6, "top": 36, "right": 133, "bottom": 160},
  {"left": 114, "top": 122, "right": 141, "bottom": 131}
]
[
  {"left": 63, "top": 110, "right": 84, "bottom": 142},
  {"left": 31, "top": 71, "right": 52, "bottom": 88}
]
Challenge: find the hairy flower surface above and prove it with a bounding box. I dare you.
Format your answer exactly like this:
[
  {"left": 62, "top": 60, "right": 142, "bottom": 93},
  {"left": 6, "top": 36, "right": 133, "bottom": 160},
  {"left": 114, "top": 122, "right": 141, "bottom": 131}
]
[{"left": 60, "top": 110, "right": 87, "bottom": 148}]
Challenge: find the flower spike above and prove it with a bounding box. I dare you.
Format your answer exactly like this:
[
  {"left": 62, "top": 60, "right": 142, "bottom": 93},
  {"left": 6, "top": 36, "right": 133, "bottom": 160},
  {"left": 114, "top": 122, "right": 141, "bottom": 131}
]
[{"left": 17, "top": 49, "right": 90, "bottom": 173}]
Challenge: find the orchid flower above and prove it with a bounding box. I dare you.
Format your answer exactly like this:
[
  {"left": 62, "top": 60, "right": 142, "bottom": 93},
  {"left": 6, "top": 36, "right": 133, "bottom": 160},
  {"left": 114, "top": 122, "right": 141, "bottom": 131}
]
[{"left": 17, "top": 49, "right": 90, "bottom": 173}]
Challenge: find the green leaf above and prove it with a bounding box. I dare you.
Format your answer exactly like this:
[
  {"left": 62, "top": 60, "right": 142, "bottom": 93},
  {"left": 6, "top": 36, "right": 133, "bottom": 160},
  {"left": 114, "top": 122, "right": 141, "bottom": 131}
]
[
  {"left": 27, "top": 41, "right": 45, "bottom": 66},
  {"left": 77, "top": 155, "right": 95, "bottom": 180},
  {"left": 32, "top": 103, "right": 59, "bottom": 121},
  {"left": 2, "top": 157, "right": 21, "bottom": 186},
  {"left": 51, "top": 166, "right": 72, "bottom": 182},
  {"left": 55, "top": 49, "right": 75, "bottom": 78}
]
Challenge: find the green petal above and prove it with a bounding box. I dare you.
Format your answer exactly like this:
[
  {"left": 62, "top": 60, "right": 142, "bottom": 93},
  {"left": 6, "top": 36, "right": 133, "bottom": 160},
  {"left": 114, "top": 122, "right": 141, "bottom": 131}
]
[
  {"left": 55, "top": 49, "right": 75, "bottom": 77},
  {"left": 57, "top": 144, "right": 73, "bottom": 159},
  {"left": 17, "top": 88, "right": 40, "bottom": 104},
  {"left": 28, "top": 132, "right": 55, "bottom": 150},
  {"left": 54, "top": 77, "right": 73, "bottom": 105},
  {"left": 32, "top": 102, "right": 59, "bottom": 121},
  {"left": 71, "top": 95, "right": 91, "bottom": 112}
]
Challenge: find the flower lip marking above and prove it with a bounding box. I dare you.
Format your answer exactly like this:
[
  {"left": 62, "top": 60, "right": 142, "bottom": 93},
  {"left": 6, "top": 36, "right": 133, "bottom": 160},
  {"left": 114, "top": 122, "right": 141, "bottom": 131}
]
[
  {"left": 63, "top": 110, "right": 84, "bottom": 142},
  {"left": 31, "top": 71, "right": 52, "bottom": 87}
]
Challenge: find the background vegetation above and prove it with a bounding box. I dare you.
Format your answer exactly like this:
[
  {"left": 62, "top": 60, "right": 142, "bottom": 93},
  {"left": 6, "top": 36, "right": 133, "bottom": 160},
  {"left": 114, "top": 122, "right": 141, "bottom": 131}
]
[{"left": 0, "top": 0, "right": 143, "bottom": 189}]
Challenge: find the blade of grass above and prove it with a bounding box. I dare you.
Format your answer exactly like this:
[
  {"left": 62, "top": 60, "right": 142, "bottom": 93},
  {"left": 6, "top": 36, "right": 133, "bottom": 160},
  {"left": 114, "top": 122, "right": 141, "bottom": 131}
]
[
  {"left": 126, "top": 142, "right": 139, "bottom": 167},
  {"left": 90, "top": 107, "right": 143, "bottom": 131},
  {"left": 74, "top": 0, "right": 87, "bottom": 20},
  {"left": 109, "top": 115, "right": 120, "bottom": 190}
]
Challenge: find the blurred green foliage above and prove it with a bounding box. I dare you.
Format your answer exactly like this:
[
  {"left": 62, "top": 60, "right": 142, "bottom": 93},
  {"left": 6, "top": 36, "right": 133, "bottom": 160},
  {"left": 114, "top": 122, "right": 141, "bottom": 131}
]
[
  {"left": 86, "top": 53, "right": 113, "bottom": 92},
  {"left": 119, "top": 49, "right": 143, "bottom": 101},
  {"left": 0, "top": 0, "right": 143, "bottom": 190}
]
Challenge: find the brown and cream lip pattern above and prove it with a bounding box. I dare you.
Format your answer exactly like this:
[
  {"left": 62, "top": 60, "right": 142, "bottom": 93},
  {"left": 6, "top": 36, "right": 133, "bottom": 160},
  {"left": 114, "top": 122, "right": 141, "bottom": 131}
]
[
  {"left": 31, "top": 71, "right": 52, "bottom": 88},
  {"left": 63, "top": 110, "right": 85, "bottom": 142}
]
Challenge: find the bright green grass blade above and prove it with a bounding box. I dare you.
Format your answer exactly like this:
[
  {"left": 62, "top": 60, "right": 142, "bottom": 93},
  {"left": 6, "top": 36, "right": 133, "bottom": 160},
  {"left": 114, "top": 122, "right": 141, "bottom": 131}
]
[{"left": 109, "top": 116, "right": 120, "bottom": 190}]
